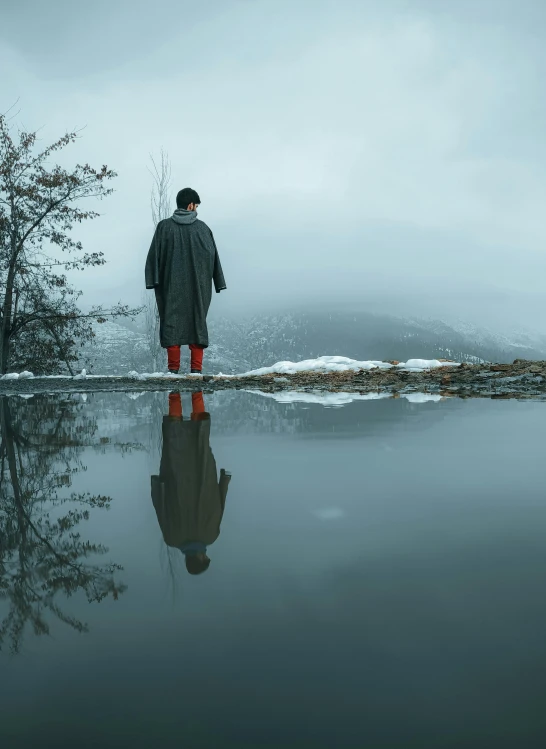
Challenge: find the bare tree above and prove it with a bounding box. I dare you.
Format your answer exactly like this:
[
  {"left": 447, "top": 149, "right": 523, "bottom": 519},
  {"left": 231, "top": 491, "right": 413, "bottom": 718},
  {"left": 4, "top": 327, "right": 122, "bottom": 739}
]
[
  {"left": 0, "top": 108, "right": 139, "bottom": 375},
  {"left": 149, "top": 148, "right": 172, "bottom": 226},
  {"left": 143, "top": 149, "right": 172, "bottom": 371}
]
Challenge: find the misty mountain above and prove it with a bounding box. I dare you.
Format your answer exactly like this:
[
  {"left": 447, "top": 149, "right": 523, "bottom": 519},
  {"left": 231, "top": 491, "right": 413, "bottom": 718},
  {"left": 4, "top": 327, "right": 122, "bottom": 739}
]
[{"left": 80, "top": 310, "right": 546, "bottom": 376}]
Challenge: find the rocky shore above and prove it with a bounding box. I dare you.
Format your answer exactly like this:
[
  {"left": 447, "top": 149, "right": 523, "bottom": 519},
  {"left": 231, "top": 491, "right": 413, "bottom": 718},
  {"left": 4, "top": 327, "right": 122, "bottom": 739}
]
[{"left": 1, "top": 359, "right": 546, "bottom": 399}]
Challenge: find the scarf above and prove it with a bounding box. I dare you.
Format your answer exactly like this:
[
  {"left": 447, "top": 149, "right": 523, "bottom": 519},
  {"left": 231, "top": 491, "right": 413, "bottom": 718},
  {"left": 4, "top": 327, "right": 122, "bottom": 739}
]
[{"left": 171, "top": 208, "right": 198, "bottom": 225}]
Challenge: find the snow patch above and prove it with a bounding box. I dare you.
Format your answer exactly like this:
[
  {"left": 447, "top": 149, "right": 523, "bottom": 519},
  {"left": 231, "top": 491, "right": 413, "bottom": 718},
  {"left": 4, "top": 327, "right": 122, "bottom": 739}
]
[
  {"left": 400, "top": 359, "right": 459, "bottom": 371},
  {"left": 241, "top": 356, "right": 392, "bottom": 376},
  {"left": 1, "top": 371, "right": 33, "bottom": 380},
  {"left": 128, "top": 370, "right": 183, "bottom": 381},
  {"left": 240, "top": 356, "right": 459, "bottom": 376}
]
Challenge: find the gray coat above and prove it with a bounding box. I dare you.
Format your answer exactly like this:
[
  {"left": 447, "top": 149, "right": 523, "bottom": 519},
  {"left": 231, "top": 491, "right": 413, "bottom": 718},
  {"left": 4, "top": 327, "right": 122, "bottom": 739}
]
[
  {"left": 145, "top": 210, "right": 226, "bottom": 348},
  {"left": 151, "top": 416, "right": 230, "bottom": 548}
]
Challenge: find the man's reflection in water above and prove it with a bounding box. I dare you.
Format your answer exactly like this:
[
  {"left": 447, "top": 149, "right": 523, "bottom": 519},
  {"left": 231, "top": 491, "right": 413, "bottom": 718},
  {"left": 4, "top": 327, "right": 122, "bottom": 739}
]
[{"left": 151, "top": 392, "right": 231, "bottom": 575}]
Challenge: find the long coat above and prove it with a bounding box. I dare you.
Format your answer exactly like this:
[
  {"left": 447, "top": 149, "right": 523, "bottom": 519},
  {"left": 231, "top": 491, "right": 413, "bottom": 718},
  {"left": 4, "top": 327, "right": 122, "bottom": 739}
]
[
  {"left": 145, "top": 211, "right": 226, "bottom": 348},
  {"left": 151, "top": 416, "right": 230, "bottom": 548}
]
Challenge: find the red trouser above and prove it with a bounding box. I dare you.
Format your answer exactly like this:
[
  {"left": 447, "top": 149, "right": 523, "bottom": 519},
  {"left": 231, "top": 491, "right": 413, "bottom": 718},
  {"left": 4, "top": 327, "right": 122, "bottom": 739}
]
[
  {"left": 167, "top": 344, "right": 205, "bottom": 372},
  {"left": 168, "top": 392, "right": 206, "bottom": 420}
]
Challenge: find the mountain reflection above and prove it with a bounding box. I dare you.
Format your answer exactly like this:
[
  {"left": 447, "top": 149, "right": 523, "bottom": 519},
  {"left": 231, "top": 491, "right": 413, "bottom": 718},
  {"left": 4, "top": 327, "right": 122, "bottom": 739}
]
[
  {"left": 151, "top": 391, "right": 231, "bottom": 576},
  {"left": 0, "top": 396, "right": 127, "bottom": 654}
]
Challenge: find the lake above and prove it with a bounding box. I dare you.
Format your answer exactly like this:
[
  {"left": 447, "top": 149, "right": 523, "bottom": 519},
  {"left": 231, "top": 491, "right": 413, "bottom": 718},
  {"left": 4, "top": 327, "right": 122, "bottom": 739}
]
[{"left": 0, "top": 390, "right": 545, "bottom": 748}]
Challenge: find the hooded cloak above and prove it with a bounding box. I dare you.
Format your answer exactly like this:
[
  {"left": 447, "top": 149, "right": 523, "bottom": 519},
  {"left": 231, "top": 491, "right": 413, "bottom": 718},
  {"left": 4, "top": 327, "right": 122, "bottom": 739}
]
[{"left": 145, "top": 210, "right": 226, "bottom": 347}]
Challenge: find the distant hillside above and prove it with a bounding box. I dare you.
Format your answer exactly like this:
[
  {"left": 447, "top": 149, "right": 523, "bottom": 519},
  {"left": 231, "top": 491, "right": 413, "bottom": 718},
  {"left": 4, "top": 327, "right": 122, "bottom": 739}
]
[{"left": 79, "top": 310, "right": 546, "bottom": 375}]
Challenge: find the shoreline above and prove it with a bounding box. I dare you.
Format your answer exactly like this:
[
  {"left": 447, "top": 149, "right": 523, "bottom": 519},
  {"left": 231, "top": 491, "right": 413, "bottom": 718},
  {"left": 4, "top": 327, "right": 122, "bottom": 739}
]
[{"left": 1, "top": 360, "right": 546, "bottom": 399}]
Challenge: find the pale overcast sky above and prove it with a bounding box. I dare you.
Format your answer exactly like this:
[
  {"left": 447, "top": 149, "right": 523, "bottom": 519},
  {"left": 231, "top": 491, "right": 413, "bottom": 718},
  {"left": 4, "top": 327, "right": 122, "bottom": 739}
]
[{"left": 1, "top": 0, "right": 545, "bottom": 328}]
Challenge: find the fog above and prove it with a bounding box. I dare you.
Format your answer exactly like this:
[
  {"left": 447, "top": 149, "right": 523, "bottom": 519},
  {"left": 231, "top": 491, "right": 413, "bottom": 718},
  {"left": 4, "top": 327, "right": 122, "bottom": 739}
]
[{"left": 2, "top": 0, "right": 545, "bottom": 331}]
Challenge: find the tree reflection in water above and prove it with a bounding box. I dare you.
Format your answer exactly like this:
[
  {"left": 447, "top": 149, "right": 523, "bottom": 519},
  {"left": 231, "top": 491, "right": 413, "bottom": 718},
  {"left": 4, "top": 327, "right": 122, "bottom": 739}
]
[{"left": 0, "top": 395, "right": 127, "bottom": 654}]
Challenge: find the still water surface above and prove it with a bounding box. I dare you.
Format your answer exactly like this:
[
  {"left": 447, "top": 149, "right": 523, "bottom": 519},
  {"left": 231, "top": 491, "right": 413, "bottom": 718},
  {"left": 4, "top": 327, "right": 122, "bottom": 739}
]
[{"left": 0, "top": 390, "right": 545, "bottom": 748}]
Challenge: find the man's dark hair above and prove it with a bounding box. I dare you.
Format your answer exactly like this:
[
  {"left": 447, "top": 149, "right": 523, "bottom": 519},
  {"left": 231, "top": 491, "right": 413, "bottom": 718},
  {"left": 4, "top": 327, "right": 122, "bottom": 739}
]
[
  {"left": 176, "top": 187, "right": 201, "bottom": 209},
  {"left": 185, "top": 554, "right": 211, "bottom": 575}
]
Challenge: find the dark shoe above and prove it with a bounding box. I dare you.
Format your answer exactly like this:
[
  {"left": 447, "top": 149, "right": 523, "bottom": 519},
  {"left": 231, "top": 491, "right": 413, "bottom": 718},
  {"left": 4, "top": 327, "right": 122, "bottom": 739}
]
[
  {"left": 168, "top": 369, "right": 179, "bottom": 375},
  {"left": 190, "top": 369, "right": 202, "bottom": 374}
]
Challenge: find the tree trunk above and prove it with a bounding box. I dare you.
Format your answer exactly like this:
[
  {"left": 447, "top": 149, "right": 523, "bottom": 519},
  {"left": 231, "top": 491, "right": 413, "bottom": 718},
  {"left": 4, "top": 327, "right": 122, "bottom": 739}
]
[
  {"left": 0, "top": 328, "right": 10, "bottom": 375},
  {"left": 0, "top": 273, "right": 14, "bottom": 375},
  {"left": 0, "top": 207, "right": 18, "bottom": 375}
]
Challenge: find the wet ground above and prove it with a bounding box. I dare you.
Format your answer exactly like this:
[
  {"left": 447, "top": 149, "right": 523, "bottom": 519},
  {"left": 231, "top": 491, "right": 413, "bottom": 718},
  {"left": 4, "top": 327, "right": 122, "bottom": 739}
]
[
  {"left": 2, "top": 359, "right": 546, "bottom": 399},
  {"left": 0, "top": 390, "right": 545, "bottom": 748}
]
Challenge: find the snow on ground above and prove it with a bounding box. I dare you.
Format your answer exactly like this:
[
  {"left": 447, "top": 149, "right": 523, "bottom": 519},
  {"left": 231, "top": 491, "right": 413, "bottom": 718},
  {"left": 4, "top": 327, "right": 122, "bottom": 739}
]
[
  {"left": 401, "top": 359, "right": 459, "bottom": 371},
  {"left": 242, "top": 356, "right": 391, "bottom": 376},
  {"left": 126, "top": 370, "right": 208, "bottom": 381},
  {"left": 0, "top": 357, "right": 460, "bottom": 382},
  {"left": 1, "top": 371, "right": 35, "bottom": 380},
  {"left": 240, "top": 356, "right": 459, "bottom": 376}
]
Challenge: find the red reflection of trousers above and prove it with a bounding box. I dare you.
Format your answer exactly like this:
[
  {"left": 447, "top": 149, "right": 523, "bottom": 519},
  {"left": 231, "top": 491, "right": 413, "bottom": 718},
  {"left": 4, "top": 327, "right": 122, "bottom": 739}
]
[
  {"left": 167, "top": 344, "right": 205, "bottom": 372},
  {"left": 168, "top": 392, "right": 206, "bottom": 420}
]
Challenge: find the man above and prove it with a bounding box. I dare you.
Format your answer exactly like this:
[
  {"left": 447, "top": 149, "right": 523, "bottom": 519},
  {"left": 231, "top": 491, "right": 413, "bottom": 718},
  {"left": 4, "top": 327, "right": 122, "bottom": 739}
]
[
  {"left": 151, "top": 391, "right": 231, "bottom": 575},
  {"left": 145, "top": 187, "right": 227, "bottom": 374}
]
